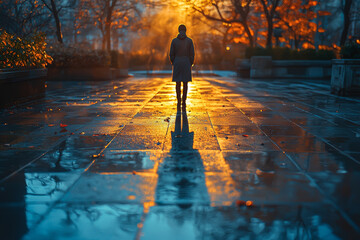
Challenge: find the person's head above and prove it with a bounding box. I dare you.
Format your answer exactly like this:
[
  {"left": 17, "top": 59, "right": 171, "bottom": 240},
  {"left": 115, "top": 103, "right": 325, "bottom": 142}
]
[{"left": 178, "top": 24, "right": 186, "bottom": 33}]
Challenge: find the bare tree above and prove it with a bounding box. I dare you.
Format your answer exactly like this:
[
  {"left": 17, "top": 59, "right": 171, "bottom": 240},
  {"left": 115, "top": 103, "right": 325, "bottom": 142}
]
[
  {"left": 340, "top": 0, "right": 353, "bottom": 46},
  {"left": 40, "top": 0, "right": 63, "bottom": 43},
  {"left": 0, "top": 0, "right": 50, "bottom": 37},
  {"left": 258, "top": 0, "right": 281, "bottom": 48},
  {"left": 190, "top": 0, "right": 256, "bottom": 47},
  {"left": 78, "top": 0, "right": 140, "bottom": 51}
]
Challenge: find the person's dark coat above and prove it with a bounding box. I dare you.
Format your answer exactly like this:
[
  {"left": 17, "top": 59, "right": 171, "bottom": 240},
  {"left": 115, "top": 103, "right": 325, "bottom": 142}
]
[{"left": 169, "top": 31, "right": 195, "bottom": 82}]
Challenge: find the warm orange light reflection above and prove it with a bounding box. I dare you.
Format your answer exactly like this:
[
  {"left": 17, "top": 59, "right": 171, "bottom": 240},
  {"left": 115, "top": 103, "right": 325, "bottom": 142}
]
[{"left": 201, "top": 152, "right": 241, "bottom": 206}]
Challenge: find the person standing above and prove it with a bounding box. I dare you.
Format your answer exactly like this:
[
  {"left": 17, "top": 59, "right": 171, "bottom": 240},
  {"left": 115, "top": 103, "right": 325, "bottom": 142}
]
[{"left": 169, "top": 24, "right": 195, "bottom": 110}]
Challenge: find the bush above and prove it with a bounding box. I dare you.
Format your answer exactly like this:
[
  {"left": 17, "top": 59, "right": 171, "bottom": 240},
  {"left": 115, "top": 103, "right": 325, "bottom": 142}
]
[
  {"left": 245, "top": 47, "right": 335, "bottom": 60},
  {"left": 47, "top": 44, "right": 110, "bottom": 68},
  {"left": 0, "top": 30, "right": 53, "bottom": 69},
  {"left": 340, "top": 42, "right": 360, "bottom": 59}
]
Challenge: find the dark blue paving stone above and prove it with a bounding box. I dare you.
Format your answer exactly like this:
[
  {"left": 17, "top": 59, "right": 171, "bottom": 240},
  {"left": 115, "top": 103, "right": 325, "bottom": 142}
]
[
  {"left": 324, "top": 137, "right": 360, "bottom": 153},
  {"left": 288, "top": 117, "right": 336, "bottom": 127},
  {"left": 108, "top": 135, "right": 164, "bottom": 150},
  {"left": 288, "top": 152, "right": 360, "bottom": 173},
  {"left": 310, "top": 172, "right": 360, "bottom": 226},
  {"left": 347, "top": 153, "right": 360, "bottom": 162},
  {"left": 231, "top": 171, "right": 324, "bottom": 204},
  {"left": 90, "top": 150, "right": 159, "bottom": 173},
  {"left": 222, "top": 151, "right": 298, "bottom": 172},
  {"left": 217, "top": 135, "right": 279, "bottom": 152},
  {"left": 243, "top": 110, "right": 277, "bottom": 118},
  {"left": 0, "top": 124, "right": 39, "bottom": 136},
  {"left": 61, "top": 172, "right": 157, "bottom": 203},
  {"left": 64, "top": 135, "right": 113, "bottom": 150},
  {"left": 0, "top": 134, "right": 22, "bottom": 145},
  {"left": 10, "top": 135, "right": 64, "bottom": 150},
  {"left": 25, "top": 146, "right": 97, "bottom": 172},
  {"left": 260, "top": 125, "right": 310, "bottom": 137},
  {"left": 303, "top": 126, "right": 359, "bottom": 138},
  {"left": 270, "top": 136, "right": 335, "bottom": 153},
  {"left": 0, "top": 150, "right": 43, "bottom": 180}
]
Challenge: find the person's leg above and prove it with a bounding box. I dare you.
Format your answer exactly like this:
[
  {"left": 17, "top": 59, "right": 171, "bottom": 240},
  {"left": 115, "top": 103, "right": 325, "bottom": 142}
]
[
  {"left": 182, "top": 82, "right": 188, "bottom": 105},
  {"left": 176, "top": 82, "right": 181, "bottom": 105}
]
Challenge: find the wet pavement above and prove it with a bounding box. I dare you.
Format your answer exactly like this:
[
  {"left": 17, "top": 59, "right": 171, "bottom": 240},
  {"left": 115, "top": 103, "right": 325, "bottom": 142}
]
[{"left": 1, "top": 73, "right": 360, "bottom": 239}]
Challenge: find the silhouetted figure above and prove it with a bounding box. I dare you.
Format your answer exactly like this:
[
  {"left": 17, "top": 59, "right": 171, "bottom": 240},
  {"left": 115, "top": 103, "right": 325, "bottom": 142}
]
[{"left": 170, "top": 24, "right": 195, "bottom": 110}]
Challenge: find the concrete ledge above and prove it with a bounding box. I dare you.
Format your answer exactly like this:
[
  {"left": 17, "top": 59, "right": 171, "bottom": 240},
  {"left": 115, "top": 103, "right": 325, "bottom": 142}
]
[
  {"left": 237, "top": 57, "right": 332, "bottom": 79},
  {"left": 0, "top": 68, "right": 47, "bottom": 107},
  {"left": 47, "top": 67, "right": 129, "bottom": 81},
  {"left": 272, "top": 60, "right": 332, "bottom": 79},
  {"left": 331, "top": 59, "right": 360, "bottom": 96}
]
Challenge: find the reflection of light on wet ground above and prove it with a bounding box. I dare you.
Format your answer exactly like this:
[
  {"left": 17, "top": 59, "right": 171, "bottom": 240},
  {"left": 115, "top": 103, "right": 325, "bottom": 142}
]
[{"left": 3, "top": 75, "right": 360, "bottom": 239}]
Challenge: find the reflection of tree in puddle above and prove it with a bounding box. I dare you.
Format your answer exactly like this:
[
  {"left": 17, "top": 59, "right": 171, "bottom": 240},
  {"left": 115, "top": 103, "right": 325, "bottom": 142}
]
[{"left": 51, "top": 204, "right": 142, "bottom": 236}]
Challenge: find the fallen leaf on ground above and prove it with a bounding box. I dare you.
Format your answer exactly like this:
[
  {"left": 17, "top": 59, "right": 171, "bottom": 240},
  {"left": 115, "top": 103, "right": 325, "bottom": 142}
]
[
  {"left": 236, "top": 200, "right": 246, "bottom": 207},
  {"left": 132, "top": 171, "right": 136, "bottom": 175},
  {"left": 93, "top": 134, "right": 100, "bottom": 136},
  {"left": 92, "top": 154, "right": 100, "bottom": 158},
  {"left": 60, "top": 124, "right": 68, "bottom": 128},
  {"left": 246, "top": 201, "right": 254, "bottom": 207},
  {"left": 256, "top": 168, "right": 275, "bottom": 176},
  {"left": 242, "top": 134, "right": 249, "bottom": 137},
  {"left": 48, "top": 124, "right": 55, "bottom": 127},
  {"left": 80, "top": 132, "right": 85, "bottom": 135},
  {"left": 60, "top": 128, "right": 68, "bottom": 133}
]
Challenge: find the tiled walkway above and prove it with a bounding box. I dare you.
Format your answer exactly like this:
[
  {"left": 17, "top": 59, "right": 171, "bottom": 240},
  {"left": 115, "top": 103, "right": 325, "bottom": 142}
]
[{"left": 1, "top": 75, "right": 360, "bottom": 239}]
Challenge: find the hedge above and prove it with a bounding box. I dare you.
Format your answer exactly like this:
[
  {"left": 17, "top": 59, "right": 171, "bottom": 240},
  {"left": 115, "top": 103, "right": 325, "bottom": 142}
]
[
  {"left": 47, "top": 44, "right": 110, "bottom": 68},
  {"left": 245, "top": 47, "right": 335, "bottom": 60},
  {"left": 341, "top": 42, "right": 360, "bottom": 59}
]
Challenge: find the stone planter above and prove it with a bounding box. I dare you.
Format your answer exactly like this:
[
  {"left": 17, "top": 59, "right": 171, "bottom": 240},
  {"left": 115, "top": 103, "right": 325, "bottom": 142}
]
[
  {"left": 331, "top": 59, "right": 360, "bottom": 96},
  {"left": 0, "top": 68, "right": 47, "bottom": 107},
  {"left": 272, "top": 60, "right": 331, "bottom": 79},
  {"left": 243, "top": 57, "right": 332, "bottom": 80},
  {"left": 236, "top": 59, "right": 250, "bottom": 78},
  {"left": 250, "top": 56, "right": 272, "bottom": 78},
  {"left": 47, "top": 67, "right": 129, "bottom": 81}
]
